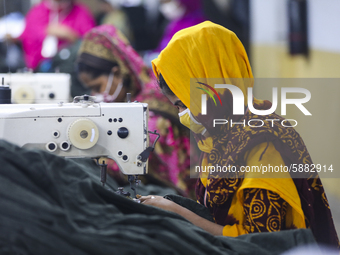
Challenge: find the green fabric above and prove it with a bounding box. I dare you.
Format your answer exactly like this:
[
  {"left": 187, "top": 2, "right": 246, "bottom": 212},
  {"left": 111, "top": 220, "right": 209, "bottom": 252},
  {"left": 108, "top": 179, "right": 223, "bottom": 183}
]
[{"left": 0, "top": 140, "right": 316, "bottom": 254}]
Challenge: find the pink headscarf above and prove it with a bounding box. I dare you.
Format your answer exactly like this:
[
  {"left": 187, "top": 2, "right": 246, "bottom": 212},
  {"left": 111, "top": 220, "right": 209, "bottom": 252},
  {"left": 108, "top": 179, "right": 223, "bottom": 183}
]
[{"left": 78, "top": 24, "right": 179, "bottom": 119}]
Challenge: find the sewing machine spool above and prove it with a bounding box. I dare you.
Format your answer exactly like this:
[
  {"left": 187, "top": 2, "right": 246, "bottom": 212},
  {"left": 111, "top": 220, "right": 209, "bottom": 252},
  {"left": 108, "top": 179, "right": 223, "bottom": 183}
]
[
  {"left": 13, "top": 85, "right": 35, "bottom": 104},
  {"left": 68, "top": 118, "right": 99, "bottom": 149}
]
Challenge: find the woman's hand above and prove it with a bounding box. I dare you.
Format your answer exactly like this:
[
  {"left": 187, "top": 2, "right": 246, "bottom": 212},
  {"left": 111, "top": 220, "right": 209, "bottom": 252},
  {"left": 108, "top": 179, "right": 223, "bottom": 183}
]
[
  {"left": 4, "top": 34, "right": 20, "bottom": 44},
  {"left": 139, "top": 195, "right": 179, "bottom": 213},
  {"left": 47, "top": 24, "right": 79, "bottom": 42},
  {"left": 140, "top": 195, "right": 224, "bottom": 236}
]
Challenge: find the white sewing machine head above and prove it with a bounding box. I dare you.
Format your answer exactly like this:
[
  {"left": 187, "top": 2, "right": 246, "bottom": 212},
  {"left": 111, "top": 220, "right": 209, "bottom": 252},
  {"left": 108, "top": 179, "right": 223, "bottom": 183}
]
[
  {"left": 1, "top": 73, "right": 71, "bottom": 104},
  {"left": 0, "top": 95, "right": 149, "bottom": 176}
]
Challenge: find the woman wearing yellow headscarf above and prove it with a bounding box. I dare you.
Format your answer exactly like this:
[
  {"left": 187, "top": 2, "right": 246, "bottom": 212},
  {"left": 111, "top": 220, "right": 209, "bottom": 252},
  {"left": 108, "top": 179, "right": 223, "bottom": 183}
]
[{"left": 140, "top": 21, "right": 339, "bottom": 248}]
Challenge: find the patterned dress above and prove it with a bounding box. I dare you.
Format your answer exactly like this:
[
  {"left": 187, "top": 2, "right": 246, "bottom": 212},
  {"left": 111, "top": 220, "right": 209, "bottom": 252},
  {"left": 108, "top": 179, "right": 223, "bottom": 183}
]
[{"left": 195, "top": 110, "right": 339, "bottom": 247}]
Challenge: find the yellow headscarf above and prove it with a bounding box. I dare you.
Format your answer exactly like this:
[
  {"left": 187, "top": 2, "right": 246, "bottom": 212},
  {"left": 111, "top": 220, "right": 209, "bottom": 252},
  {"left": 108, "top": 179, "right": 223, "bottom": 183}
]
[{"left": 152, "top": 21, "right": 253, "bottom": 117}]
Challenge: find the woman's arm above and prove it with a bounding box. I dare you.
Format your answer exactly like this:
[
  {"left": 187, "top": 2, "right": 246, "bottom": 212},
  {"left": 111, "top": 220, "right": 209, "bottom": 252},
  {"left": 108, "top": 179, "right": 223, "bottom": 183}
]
[
  {"left": 140, "top": 196, "right": 223, "bottom": 236},
  {"left": 140, "top": 187, "right": 289, "bottom": 237},
  {"left": 47, "top": 24, "right": 79, "bottom": 43}
]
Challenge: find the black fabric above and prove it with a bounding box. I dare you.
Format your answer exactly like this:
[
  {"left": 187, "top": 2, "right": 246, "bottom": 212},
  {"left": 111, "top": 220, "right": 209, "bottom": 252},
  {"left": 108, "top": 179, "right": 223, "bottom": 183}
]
[
  {"left": 0, "top": 140, "right": 316, "bottom": 254},
  {"left": 164, "top": 194, "right": 214, "bottom": 223}
]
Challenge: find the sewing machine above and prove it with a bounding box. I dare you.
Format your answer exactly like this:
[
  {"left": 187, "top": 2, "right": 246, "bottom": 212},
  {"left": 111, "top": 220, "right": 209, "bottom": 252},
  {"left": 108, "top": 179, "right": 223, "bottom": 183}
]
[
  {"left": 0, "top": 73, "right": 71, "bottom": 104},
  {"left": 0, "top": 95, "right": 157, "bottom": 197}
]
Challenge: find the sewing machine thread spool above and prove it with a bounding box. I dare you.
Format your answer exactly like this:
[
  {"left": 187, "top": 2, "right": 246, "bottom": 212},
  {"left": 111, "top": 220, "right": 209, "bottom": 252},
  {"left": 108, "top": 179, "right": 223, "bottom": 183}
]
[
  {"left": 68, "top": 118, "right": 99, "bottom": 149},
  {"left": 13, "top": 85, "right": 35, "bottom": 104},
  {"left": 0, "top": 77, "right": 11, "bottom": 104}
]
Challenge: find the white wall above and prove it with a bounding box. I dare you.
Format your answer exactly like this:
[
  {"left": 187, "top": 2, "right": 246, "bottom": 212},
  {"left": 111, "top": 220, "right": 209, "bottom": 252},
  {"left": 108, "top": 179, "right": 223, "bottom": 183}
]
[
  {"left": 309, "top": 0, "right": 340, "bottom": 52},
  {"left": 251, "top": 0, "right": 287, "bottom": 45},
  {"left": 251, "top": 0, "right": 340, "bottom": 52},
  {"left": 250, "top": 0, "right": 340, "bottom": 236}
]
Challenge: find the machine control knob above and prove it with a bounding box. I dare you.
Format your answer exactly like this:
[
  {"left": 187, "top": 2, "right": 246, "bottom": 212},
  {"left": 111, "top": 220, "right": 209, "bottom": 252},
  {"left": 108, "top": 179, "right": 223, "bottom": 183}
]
[
  {"left": 117, "top": 127, "right": 129, "bottom": 139},
  {"left": 49, "top": 93, "right": 55, "bottom": 99}
]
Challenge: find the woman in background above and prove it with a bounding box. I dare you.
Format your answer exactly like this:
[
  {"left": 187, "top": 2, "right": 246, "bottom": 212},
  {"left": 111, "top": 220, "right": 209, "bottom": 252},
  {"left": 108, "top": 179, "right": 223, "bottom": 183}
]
[
  {"left": 19, "top": 0, "right": 95, "bottom": 71},
  {"left": 76, "top": 24, "right": 196, "bottom": 196}
]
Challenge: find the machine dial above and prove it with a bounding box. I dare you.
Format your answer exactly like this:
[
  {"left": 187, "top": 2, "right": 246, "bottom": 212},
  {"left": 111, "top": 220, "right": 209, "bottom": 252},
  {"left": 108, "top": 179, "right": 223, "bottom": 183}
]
[
  {"left": 13, "top": 85, "right": 35, "bottom": 104},
  {"left": 68, "top": 118, "right": 99, "bottom": 149}
]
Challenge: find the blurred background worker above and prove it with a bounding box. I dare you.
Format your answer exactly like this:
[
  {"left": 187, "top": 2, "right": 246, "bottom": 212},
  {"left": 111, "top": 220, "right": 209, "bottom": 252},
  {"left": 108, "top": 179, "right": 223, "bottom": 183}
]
[
  {"left": 76, "top": 24, "right": 196, "bottom": 197},
  {"left": 1, "top": 0, "right": 96, "bottom": 97},
  {"left": 14, "top": 0, "right": 95, "bottom": 71}
]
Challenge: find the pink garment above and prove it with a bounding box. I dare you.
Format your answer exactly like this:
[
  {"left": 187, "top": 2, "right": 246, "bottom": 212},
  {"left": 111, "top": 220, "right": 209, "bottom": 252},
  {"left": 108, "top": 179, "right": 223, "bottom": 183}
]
[{"left": 20, "top": 1, "right": 95, "bottom": 69}]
